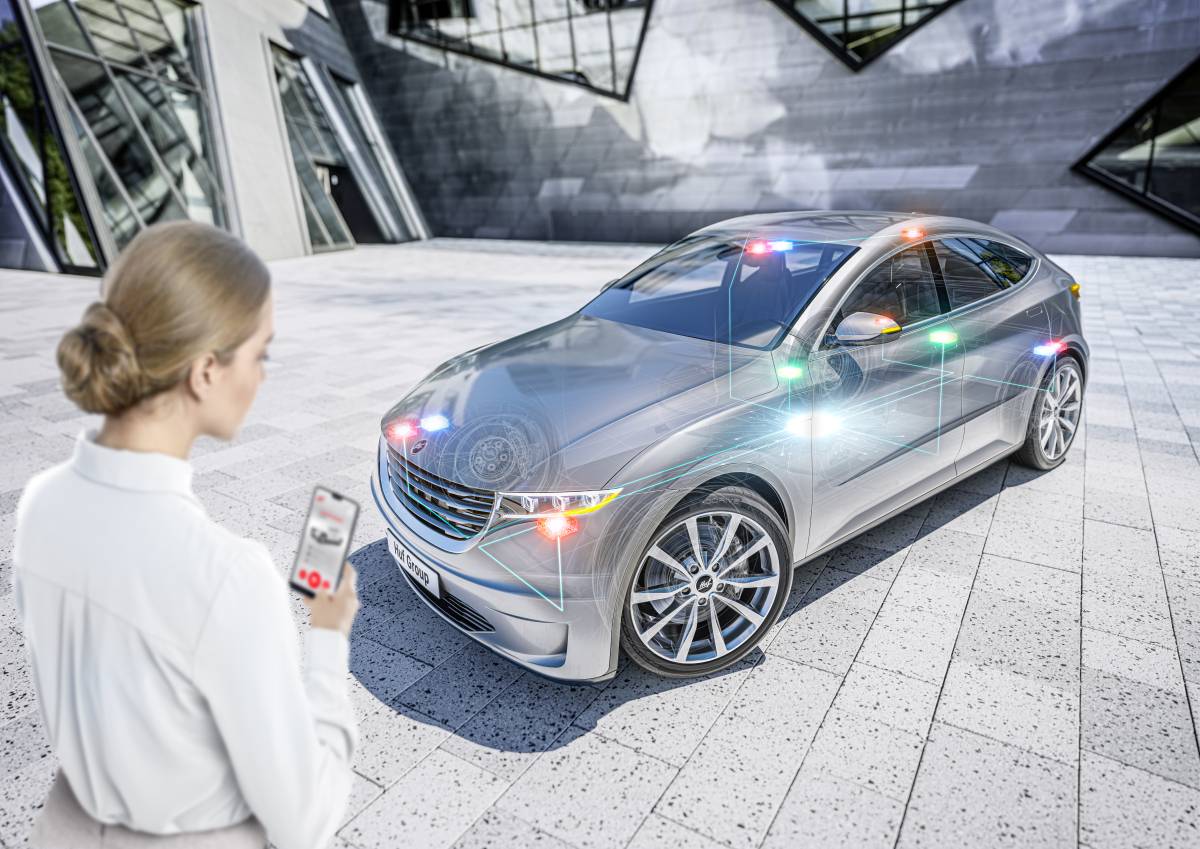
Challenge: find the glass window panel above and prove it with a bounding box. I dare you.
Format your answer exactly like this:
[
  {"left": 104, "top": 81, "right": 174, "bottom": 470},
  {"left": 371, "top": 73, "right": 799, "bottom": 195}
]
[
  {"left": 1146, "top": 63, "right": 1200, "bottom": 220},
  {"left": 1080, "top": 57, "right": 1200, "bottom": 232},
  {"left": 122, "top": 0, "right": 195, "bottom": 86},
  {"left": 0, "top": 46, "right": 47, "bottom": 211},
  {"left": 63, "top": 94, "right": 140, "bottom": 246},
  {"left": 51, "top": 49, "right": 186, "bottom": 233},
  {"left": 73, "top": 0, "right": 146, "bottom": 69},
  {"left": 0, "top": 0, "right": 20, "bottom": 46},
  {"left": 32, "top": 0, "right": 93, "bottom": 53},
  {"left": 27, "top": 0, "right": 226, "bottom": 254},
  {"left": 390, "top": 0, "right": 650, "bottom": 97},
  {"left": 111, "top": 69, "right": 220, "bottom": 223},
  {"left": 271, "top": 46, "right": 352, "bottom": 250},
  {"left": 774, "top": 0, "right": 962, "bottom": 68},
  {"left": 330, "top": 73, "right": 412, "bottom": 240},
  {"left": 0, "top": 2, "right": 98, "bottom": 268}
]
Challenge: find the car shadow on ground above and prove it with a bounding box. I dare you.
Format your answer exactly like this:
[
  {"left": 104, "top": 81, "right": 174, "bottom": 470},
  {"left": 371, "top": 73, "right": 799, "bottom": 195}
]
[{"left": 345, "top": 476, "right": 999, "bottom": 758}]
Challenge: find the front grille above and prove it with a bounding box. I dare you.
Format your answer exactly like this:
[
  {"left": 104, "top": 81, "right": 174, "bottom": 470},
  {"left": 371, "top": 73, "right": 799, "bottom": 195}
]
[
  {"left": 385, "top": 444, "right": 496, "bottom": 540},
  {"left": 401, "top": 569, "right": 495, "bottom": 632}
]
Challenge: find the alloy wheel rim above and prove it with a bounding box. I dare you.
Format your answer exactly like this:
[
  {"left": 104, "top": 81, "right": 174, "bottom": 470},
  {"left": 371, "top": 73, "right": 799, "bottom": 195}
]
[
  {"left": 628, "top": 511, "right": 780, "bottom": 665},
  {"left": 1039, "top": 363, "right": 1082, "bottom": 461}
]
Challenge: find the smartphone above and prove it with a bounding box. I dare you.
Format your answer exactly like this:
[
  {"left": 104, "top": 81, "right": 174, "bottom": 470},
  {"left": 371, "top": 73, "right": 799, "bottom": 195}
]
[{"left": 290, "top": 486, "right": 359, "bottom": 597}]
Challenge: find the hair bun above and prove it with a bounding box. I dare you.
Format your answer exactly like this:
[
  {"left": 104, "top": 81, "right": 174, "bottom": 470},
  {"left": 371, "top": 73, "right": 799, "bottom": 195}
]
[{"left": 57, "top": 301, "right": 145, "bottom": 415}]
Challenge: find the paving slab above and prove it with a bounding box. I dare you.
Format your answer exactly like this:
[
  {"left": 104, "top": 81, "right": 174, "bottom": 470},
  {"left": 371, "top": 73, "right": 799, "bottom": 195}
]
[{"left": 0, "top": 246, "right": 1197, "bottom": 848}]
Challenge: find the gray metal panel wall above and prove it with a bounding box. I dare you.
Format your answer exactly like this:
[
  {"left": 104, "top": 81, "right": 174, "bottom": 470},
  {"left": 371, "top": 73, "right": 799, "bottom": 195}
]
[{"left": 330, "top": 0, "right": 1200, "bottom": 256}]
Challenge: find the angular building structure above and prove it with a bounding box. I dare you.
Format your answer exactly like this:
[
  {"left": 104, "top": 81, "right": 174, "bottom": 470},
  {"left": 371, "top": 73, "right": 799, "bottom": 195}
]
[
  {"left": 0, "top": 0, "right": 427, "bottom": 272},
  {"left": 0, "top": 0, "right": 1194, "bottom": 272},
  {"left": 331, "top": 0, "right": 1200, "bottom": 256}
]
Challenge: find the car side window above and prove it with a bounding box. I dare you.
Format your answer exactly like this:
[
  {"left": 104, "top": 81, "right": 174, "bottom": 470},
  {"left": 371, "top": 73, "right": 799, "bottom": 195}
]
[
  {"left": 931, "top": 238, "right": 1010, "bottom": 310},
  {"left": 966, "top": 238, "right": 1034, "bottom": 286},
  {"left": 826, "top": 245, "right": 942, "bottom": 345}
]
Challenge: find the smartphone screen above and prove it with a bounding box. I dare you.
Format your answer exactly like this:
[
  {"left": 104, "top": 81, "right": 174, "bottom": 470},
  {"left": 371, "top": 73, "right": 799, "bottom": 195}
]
[{"left": 290, "top": 486, "right": 359, "bottom": 597}]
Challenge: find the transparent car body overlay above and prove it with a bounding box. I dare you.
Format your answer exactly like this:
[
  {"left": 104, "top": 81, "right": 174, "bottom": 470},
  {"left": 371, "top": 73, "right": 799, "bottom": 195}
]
[{"left": 372, "top": 212, "right": 1086, "bottom": 680}]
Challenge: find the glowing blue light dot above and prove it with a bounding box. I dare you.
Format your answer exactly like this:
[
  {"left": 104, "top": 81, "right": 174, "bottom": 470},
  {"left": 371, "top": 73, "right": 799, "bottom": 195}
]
[
  {"left": 420, "top": 414, "right": 449, "bottom": 432},
  {"left": 769, "top": 240, "right": 794, "bottom": 252}
]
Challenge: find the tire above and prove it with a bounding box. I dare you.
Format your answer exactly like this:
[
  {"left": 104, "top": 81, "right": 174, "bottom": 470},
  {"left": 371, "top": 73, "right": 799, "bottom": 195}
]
[
  {"left": 1013, "top": 356, "right": 1084, "bottom": 470},
  {"left": 620, "top": 485, "right": 793, "bottom": 678}
]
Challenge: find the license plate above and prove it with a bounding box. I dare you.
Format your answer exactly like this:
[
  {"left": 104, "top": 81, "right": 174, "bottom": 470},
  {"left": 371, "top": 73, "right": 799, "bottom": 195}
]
[{"left": 388, "top": 533, "right": 440, "bottom": 598}]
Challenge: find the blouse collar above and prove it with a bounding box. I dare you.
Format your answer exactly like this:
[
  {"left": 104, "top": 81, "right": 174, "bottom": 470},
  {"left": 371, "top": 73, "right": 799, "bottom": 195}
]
[{"left": 71, "top": 427, "right": 195, "bottom": 496}]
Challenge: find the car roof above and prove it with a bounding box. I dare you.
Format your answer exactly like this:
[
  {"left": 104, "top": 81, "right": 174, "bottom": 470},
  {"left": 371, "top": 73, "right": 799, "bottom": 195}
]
[
  {"left": 694, "top": 211, "right": 913, "bottom": 245},
  {"left": 693, "top": 210, "right": 1031, "bottom": 252}
]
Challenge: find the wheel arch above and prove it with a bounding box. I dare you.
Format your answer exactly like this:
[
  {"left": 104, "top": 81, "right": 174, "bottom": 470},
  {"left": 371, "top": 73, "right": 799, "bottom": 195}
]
[{"left": 687, "top": 471, "right": 791, "bottom": 540}]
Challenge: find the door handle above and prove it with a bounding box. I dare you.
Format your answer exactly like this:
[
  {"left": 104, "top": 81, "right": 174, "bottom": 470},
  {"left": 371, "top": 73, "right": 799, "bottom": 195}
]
[{"left": 1025, "top": 305, "right": 1045, "bottom": 317}]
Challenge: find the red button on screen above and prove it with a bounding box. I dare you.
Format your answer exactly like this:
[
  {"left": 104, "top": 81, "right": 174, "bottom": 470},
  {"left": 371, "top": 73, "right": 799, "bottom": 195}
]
[
  {"left": 322, "top": 581, "right": 330, "bottom": 590},
  {"left": 298, "top": 570, "right": 307, "bottom": 579},
  {"left": 308, "top": 572, "right": 321, "bottom": 589}
]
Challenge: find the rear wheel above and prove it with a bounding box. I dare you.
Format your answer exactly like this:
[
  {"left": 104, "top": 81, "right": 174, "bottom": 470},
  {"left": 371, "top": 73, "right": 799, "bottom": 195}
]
[
  {"left": 1014, "top": 357, "right": 1083, "bottom": 470},
  {"left": 620, "top": 486, "right": 792, "bottom": 678}
]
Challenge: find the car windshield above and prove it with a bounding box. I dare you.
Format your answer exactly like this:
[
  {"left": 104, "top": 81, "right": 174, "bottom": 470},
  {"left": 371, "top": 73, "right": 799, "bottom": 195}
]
[{"left": 581, "top": 233, "right": 858, "bottom": 349}]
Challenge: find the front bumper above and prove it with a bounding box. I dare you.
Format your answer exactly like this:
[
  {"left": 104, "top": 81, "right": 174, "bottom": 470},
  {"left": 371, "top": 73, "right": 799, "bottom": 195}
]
[{"left": 371, "top": 438, "right": 625, "bottom": 683}]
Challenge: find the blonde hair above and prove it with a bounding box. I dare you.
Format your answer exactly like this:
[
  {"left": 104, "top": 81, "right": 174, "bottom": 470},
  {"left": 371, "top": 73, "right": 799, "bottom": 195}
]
[{"left": 57, "top": 221, "right": 271, "bottom": 416}]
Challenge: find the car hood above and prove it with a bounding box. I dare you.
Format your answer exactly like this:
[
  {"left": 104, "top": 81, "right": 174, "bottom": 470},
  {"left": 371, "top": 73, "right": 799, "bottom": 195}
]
[{"left": 381, "top": 312, "right": 777, "bottom": 491}]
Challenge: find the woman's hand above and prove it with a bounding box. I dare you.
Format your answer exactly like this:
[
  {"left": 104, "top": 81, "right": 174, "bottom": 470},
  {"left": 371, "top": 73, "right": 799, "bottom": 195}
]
[{"left": 302, "top": 562, "right": 360, "bottom": 637}]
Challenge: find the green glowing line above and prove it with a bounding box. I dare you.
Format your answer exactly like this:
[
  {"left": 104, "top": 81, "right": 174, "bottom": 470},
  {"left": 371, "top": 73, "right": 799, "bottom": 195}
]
[
  {"left": 880, "top": 355, "right": 954, "bottom": 375},
  {"left": 479, "top": 546, "right": 565, "bottom": 612},
  {"left": 936, "top": 343, "right": 945, "bottom": 452}
]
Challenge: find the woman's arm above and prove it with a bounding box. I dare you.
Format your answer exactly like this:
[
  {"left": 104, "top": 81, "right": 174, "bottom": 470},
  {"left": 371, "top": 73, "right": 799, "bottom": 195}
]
[{"left": 193, "top": 538, "right": 357, "bottom": 849}]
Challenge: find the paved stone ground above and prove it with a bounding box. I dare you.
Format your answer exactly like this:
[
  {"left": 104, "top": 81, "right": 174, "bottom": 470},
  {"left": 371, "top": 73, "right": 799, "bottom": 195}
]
[{"left": 1, "top": 239, "right": 1198, "bottom": 849}]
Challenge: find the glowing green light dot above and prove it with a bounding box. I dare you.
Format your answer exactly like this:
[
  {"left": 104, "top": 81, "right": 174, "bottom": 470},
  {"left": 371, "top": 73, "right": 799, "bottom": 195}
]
[
  {"left": 929, "top": 329, "right": 958, "bottom": 346},
  {"left": 777, "top": 364, "right": 805, "bottom": 380}
]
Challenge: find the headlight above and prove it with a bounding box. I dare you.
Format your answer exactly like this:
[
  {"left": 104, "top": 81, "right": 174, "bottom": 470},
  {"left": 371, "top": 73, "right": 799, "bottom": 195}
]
[{"left": 496, "top": 489, "right": 621, "bottom": 520}]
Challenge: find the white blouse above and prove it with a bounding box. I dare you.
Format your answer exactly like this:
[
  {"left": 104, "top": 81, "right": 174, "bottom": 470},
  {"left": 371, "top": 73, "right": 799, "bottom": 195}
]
[{"left": 12, "top": 428, "right": 357, "bottom": 849}]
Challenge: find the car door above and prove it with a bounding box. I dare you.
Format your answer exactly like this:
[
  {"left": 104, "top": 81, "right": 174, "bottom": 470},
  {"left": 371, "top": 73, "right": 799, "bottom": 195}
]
[
  {"left": 927, "top": 238, "right": 1048, "bottom": 472},
  {"left": 805, "top": 243, "right": 965, "bottom": 554}
]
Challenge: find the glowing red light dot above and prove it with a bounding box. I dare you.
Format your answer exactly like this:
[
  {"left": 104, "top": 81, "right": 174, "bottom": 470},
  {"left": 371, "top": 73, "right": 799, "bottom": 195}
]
[
  {"left": 389, "top": 420, "right": 418, "bottom": 440},
  {"left": 537, "top": 514, "right": 579, "bottom": 540},
  {"left": 747, "top": 241, "right": 769, "bottom": 255},
  {"left": 322, "top": 581, "right": 330, "bottom": 590},
  {"left": 308, "top": 572, "right": 321, "bottom": 588},
  {"left": 299, "top": 569, "right": 307, "bottom": 579},
  {"left": 902, "top": 227, "right": 924, "bottom": 240}
]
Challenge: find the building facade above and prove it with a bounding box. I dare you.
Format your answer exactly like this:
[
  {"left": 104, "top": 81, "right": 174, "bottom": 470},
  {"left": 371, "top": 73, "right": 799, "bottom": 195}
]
[
  {"left": 0, "top": 0, "right": 1194, "bottom": 272},
  {"left": 331, "top": 0, "right": 1200, "bottom": 257},
  {"left": 0, "top": 0, "right": 427, "bottom": 273}
]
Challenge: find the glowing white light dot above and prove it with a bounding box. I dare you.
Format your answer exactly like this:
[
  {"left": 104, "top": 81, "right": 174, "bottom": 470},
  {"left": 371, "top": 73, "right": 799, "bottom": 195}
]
[{"left": 420, "top": 414, "right": 450, "bottom": 432}]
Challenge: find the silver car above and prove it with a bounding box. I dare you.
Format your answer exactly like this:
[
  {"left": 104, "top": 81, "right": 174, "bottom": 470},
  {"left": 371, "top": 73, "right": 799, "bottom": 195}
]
[{"left": 371, "top": 212, "right": 1087, "bottom": 681}]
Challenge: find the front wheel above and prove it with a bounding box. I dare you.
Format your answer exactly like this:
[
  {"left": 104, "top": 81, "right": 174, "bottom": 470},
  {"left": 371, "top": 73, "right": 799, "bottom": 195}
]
[
  {"left": 1014, "top": 357, "right": 1084, "bottom": 470},
  {"left": 620, "top": 486, "right": 793, "bottom": 678}
]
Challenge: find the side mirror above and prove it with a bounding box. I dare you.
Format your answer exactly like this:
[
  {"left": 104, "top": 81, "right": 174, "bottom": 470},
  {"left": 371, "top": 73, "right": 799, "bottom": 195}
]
[{"left": 835, "top": 311, "right": 901, "bottom": 343}]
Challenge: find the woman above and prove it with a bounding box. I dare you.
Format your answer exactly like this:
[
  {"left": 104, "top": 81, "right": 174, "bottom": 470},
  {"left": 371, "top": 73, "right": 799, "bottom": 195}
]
[{"left": 12, "top": 221, "right": 360, "bottom": 849}]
